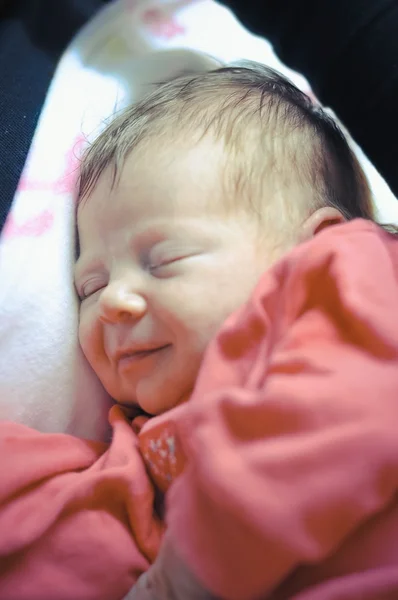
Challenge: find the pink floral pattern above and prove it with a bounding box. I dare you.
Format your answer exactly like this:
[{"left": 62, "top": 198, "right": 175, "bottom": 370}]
[{"left": 139, "top": 422, "right": 186, "bottom": 492}]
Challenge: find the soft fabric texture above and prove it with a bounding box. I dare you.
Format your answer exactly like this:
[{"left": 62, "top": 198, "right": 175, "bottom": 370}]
[
  {"left": 0, "top": 406, "right": 161, "bottom": 600},
  {"left": 0, "top": 0, "right": 112, "bottom": 233},
  {"left": 1, "top": 219, "right": 398, "bottom": 600},
  {"left": 167, "top": 219, "right": 398, "bottom": 600}
]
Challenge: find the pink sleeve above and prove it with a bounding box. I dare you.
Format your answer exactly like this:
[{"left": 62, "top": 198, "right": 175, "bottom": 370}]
[
  {"left": 0, "top": 406, "right": 164, "bottom": 600},
  {"left": 167, "top": 221, "right": 398, "bottom": 600}
]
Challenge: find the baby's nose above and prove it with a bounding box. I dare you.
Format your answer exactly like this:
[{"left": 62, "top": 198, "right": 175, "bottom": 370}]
[{"left": 98, "top": 282, "right": 147, "bottom": 324}]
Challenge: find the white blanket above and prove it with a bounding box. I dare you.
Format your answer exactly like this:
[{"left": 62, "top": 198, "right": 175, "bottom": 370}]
[{"left": 1, "top": 0, "right": 397, "bottom": 441}]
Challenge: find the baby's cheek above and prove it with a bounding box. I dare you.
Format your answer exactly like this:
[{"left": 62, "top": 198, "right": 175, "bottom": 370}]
[
  {"left": 78, "top": 312, "right": 101, "bottom": 365},
  {"left": 78, "top": 315, "right": 89, "bottom": 353}
]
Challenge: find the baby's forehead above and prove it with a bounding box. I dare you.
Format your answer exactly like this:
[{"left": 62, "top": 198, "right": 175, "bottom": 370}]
[
  {"left": 77, "top": 141, "right": 233, "bottom": 234},
  {"left": 76, "top": 105, "right": 315, "bottom": 250}
]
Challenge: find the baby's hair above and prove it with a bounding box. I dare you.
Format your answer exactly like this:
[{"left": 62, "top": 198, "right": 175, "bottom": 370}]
[{"left": 79, "top": 62, "right": 396, "bottom": 234}]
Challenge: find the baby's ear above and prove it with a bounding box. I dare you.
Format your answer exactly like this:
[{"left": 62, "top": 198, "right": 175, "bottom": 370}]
[{"left": 299, "top": 207, "right": 345, "bottom": 242}]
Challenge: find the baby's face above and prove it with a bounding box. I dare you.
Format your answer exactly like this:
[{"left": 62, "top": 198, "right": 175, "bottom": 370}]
[{"left": 75, "top": 139, "right": 276, "bottom": 415}]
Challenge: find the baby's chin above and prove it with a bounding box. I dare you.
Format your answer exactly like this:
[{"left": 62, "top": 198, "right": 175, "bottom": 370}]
[
  {"left": 137, "top": 389, "right": 193, "bottom": 416},
  {"left": 104, "top": 368, "right": 196, "bottom": 416},
  {"left": 115, "top": 385, "right": 193, "bottom": 417},
  {"left": 127, "top": 372, "right": 193, "bottom": 415}
]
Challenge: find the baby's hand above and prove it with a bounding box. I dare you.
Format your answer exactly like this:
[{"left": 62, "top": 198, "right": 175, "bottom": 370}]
[{"left": 123, "top": 534, "right": 218, "bottom": 600}]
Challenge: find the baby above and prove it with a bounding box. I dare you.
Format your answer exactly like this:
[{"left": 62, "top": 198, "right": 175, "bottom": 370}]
[
  {"left": 1, "top": 63, "right": 398, "bottom": 600},
  {"left": 75, "top": 62, "right": 374, "bottom": 419}
]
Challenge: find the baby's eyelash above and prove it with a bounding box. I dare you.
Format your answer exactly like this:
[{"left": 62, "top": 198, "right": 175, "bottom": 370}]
[
  {"left": 78, "top": 281, "right": 105, "bottom": 300},
  {"left": 149, "top": 256, "right": 181, "bottom": 271}
]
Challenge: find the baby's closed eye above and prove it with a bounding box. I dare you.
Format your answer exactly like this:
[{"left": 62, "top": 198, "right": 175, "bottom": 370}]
[
  {"left": 76, "top": 278, "right": 106, "bottom": 300},
  {"left": 147, "top": 243, "right": 203, "bottom": 276}
]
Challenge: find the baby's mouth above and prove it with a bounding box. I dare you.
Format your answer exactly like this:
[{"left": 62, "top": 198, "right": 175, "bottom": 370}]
[{"left": 117, "top": 344, "right": 171, "bottom": 367}]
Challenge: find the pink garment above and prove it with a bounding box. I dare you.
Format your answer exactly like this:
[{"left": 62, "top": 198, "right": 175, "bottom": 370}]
[
  {"left": 1, "top": 219, "right": 398, "bottom": 600},
  {"left": 0, "top": 407, "right": 166, "bottom": 600},
  {"left": 165, "top": 219, "right": 398, "bottom": 600}
]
